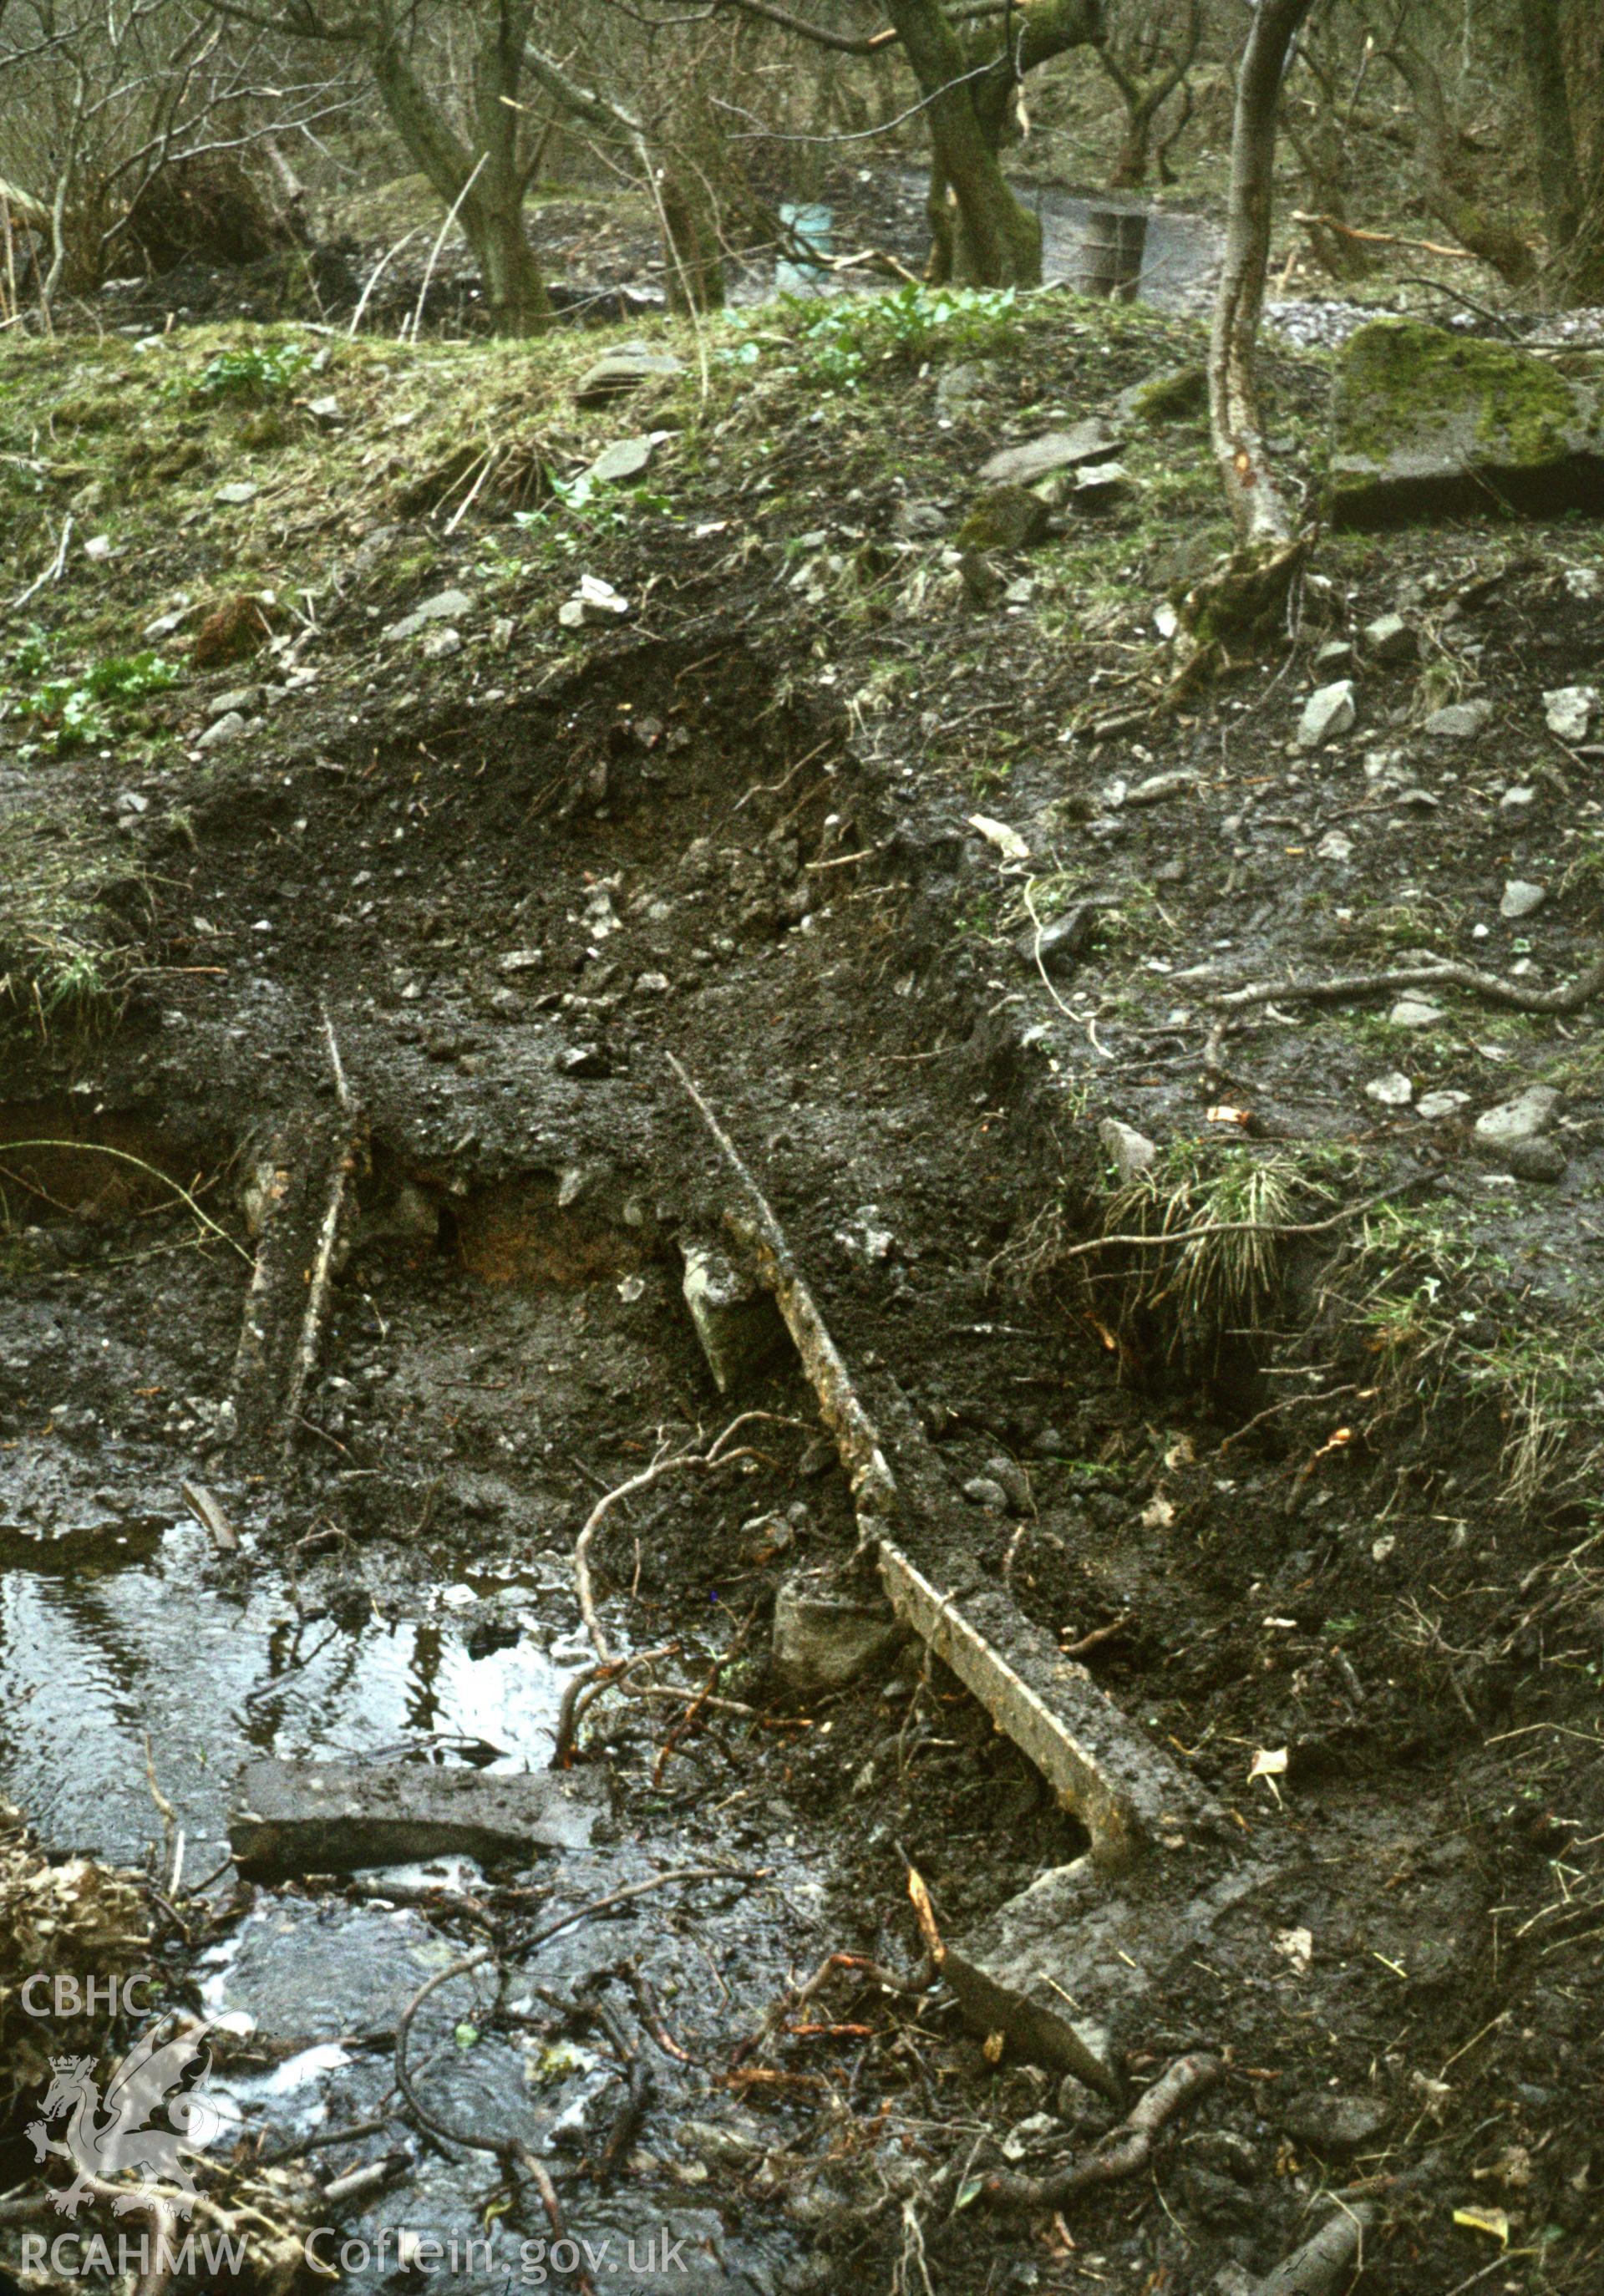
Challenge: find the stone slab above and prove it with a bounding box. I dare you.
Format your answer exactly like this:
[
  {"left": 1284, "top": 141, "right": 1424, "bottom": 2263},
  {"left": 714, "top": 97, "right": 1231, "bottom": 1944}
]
[{"left": 230, "top": 1759, "right": 603, "bottom": 1875}]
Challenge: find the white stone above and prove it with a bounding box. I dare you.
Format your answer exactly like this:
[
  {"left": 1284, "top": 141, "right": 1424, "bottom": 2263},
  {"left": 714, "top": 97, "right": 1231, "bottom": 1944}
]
[
  {"left": 1423, "top": 698, "right": 1493, "bottom": 739},
  {"left": 420, "top": 627, "right": 461, "bottom": 658},
  {"left": 1474, "top": 1086, "right": 1558, "bottom": 1149},
  {"left": 1543, "top": 684, "right": 1597, "bottom": 743},
  {"left": 1417, "top": 1090, "right": 1470, "bottom": 1120},
  {"left": 1388, "top": 998, "right": 1444, "bottom": 1028},
  {"left": 1297, "top": 680, "right": 1356, "bottom": 750},
  {"left": 1500, "top": 879, "right": 1546, "bottom": 919},
  {"left": 1315, "top": 830, "right": 1353, "bottom": 862},
  {"left": 196, "top": 710, "right": 246, "bottom": 749},
  {"left": 383, "top": 588, "right": 473, "bottom": 644},
  {"left": 1499, "top": 785, "right": 1537, "bottom": 816},
  {"left": 214, "top": 481, "right": 258, "bottom": 506},
  {"left": 1099, "top": 1117, "right": 1157, "bottom": 1184},
  {"left": 1364, "top": 1071, "right": 1414, "bottom": 1107}
]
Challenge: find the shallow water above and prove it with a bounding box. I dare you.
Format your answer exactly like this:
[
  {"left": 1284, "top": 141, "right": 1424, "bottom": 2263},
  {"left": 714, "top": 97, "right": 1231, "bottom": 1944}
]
[{"left": 0, "top": 1515, "right": 578, "bottom": 1868}]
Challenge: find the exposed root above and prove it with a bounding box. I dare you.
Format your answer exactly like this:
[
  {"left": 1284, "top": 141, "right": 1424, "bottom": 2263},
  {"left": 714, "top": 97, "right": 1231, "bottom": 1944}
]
[
  {"left": 980, "top": 2051, "right": 1220, "bottom": 2210},
  {"left": 1212, "top": 952, "right": 1604, "bottom": 1014},
  {"left": 1254, "top": 2200, "right": 1376, "bottom": 2295}
]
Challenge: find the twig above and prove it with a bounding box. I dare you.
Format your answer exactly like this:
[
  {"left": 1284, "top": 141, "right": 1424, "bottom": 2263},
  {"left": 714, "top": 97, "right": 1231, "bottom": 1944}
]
[
  {"left": 348, "top": 226, "right": 424, "bottom": 338},
  {"left": 1060, "top": 1615, "right": 1131, "bottom": 1659},
  {"left": 393, "top": 1867, "right": 759, "bottom": 2153},
  {"left": 1211, "top": 953, "right": 1604, "bottom": 1013},
  {"left": 551, "top": 1643, "right": 678, "bottom": 1766},
  {"left": 1292, "top": 209, "right": 1475, "bottom": 261},
  {"left": 12, "top": 511, "right": 73, "bottom": 609},
  {"left": 573, "top": 1418, "right": 769, "bottom": 1661},
  {"left": 0, "top": 1140, "right": 249, "bottom": 1260},
  {"left": 279, "top": 1018, "right": 361, "bottom": 1460},
  {"left": 405, "top": 153, "right": 486, "bottom": 343},
  {"left": 180, "top": 1479, "right": 238, "bottom": 1553},
  {"left": 981, "top": 2052, "right": 1220, "bottom": 2209}
]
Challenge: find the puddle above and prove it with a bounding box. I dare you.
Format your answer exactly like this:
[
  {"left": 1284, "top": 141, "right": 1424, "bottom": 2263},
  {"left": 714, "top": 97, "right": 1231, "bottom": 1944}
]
[{"left": 0, "top": 1517, "right": 580, "bottom": 1868}]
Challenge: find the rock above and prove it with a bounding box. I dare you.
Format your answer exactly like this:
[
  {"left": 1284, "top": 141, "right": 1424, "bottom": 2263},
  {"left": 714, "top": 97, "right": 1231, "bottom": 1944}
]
[
  {"left": 587, "top": 433, "right": 656, "bottom": 485},
  {"left": 214, "top": 481, "right": 258, "bottom": 507},
  {"left": 207, "top": 686, "right": 259, "bottom": 718},
  {"left": 1014, "top": 900, "right": 1112, "bottom": 971},
  {"left": 1125, "top": 770, "right": 1196, "bottom": 805},
  {"left": 114, "top": 789, "right": 149, "bottom": 815},
  {"left": 1500, "top": 878, "right": 1546, "bottom": 919},
  {"left": 1363, "top": 611, "right": 1417, "bottom": 663},
  {"left": 1365, "top": 1071, "right": 1414, "bottom": 1107},
  {"left": 1543, "top": 684, "right": 1597, "bottom": 743},
  {"left": 1388, "top": 998, "right": 1444, "bottom": 1028},
  {"left": 1099, "top": 1116, "right": 1157, "bottom": 1183},
  {"left": 893, "top": 499, "right": 947, "bottom": 539},
  {"left": 935, "top": 361, "right": 995, "bottom": 415},
  {"left": 980, "top": 420, "right": 1119, "bottom": 485},
  {"left": 1500, "top": 784, "right": 1537, "bottom": 816},
  {"left": 555, "top": 1044, "right": 612, "bottom": 1077},
  {"left": 497, "top": 947, "right": 544, "bottom": 974},
  {"left": 486, "top": 987, "right": 524, "bottom": 1019},
  {"left": 229, "top": 1758, "right": 602, "bottom": 1877},
  {"left": 195, "top": 709, "right": 246, "bottom": 749},
  {"left": 1315, "top": 829, "right": 1353, "bottom": 862},
  {"left": 1297, "top": 679, "right": 1357, "bottom": 749},
  {"left": 383, "top": 587, "right": 473, "bottom": 644},
  {"left": 307, "top": 394, "right": 342, "bottom": 426},
  {"left": 681, "top": 1241, "right": 788, "bottom": 1393},
  {"left": 1283, "top": 2092, "right": 1389, "bottom": 2156},
  {"left": 1329, "top": 318, "right": 1604, "bottom": 527},
  {"left": 1070, "top": 460, "right": 1131, "bottom": 507},
  {"left": 957, "top": 485, "right": 1051, "bottom": 551},
  {"left": 1416, "top": 1090, "right": 1469, "bottom": 1119},
  {"left": 421, "top": 627, "right": 461, "bottom": 658},
  {"left": 1474, "top": 1085, "right": 1559, "bottom": 1151},
  {"left": 1505, "top": 1136, "right": 1567, "bottom": 1181},
  {"left": 962, "top": 1476, "right": 1009, "bottom": 1510},
  {"left": 1110, "top": 365, "right": 1205, "bottom": 424},
  {"left": 1180, "top": 2165, "right": 1257, "bottom": 2228},
  {"left": 984, "top": 1455, "right": 1032, "bottom": 1511},
  {"left": 773, "top": 1572, "right": 899, "bottom": 1690},
  {"left": 1313, "top": 637, "right": 1353, "bottom": 675},
  {"left": 575, "top": 345, "right": 685, "bottom": 404},
  {"left": 1424, "top": 698, "right": 1494, "bottom": 739},
  {"left": 559, "top": 573, "right": 630, "bottom": 627}
]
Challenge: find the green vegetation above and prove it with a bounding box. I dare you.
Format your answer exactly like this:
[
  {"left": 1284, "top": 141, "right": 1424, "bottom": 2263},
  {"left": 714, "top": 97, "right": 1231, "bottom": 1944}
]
[
  {"left": 184, "top": 342, "right": 314, "bottom": 404},
  {"left": 1, "top": 636, "right": 180, "bottom": 756},
  {"left": 783, "top": 282, "right": 1026, "bottom": 389}
]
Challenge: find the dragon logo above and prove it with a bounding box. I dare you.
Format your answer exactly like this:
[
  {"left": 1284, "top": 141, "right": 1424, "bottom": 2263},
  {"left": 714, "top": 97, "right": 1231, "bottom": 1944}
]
[{"left": 25, "top": 2024, "right": 228, "bottom": 2219}]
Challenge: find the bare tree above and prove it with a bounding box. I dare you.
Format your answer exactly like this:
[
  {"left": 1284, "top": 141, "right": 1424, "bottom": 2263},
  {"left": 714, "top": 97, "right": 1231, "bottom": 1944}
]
[
  {"left": 0, "top": 1, "right": 350, "bottom": 317},
  {"left": 1210, "top": 0, "right": 1315, "bottom": 550},
  {"left": 208, "top": 1, "right": 561, "bottom": 332},
  {"left": 1520, "top": 0, "right": 1604, "bottom": 302},
  {"left": 718, "top": 0, "right": 1104, "bottom": 287},
  {"left": 1093, "top": 0, "right": 1201, "bottom": 190}
]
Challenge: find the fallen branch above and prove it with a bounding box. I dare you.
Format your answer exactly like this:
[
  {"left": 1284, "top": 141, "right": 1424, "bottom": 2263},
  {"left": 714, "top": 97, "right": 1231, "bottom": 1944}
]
[
  {"left": 181, "top": 1478, "right": 238, "bottom": 1553},
  {"left": 1254, "top": 2200, "right": 1376, "bottom": 2295},
  {"left": 1292, "top": 209, "right": 1477, "bottom": 261},
  {"left": 981, "top": 2051, "right": 1220, "bottom": 2210},
  {"left": 0, "top": 1140, "right": 248, "bottom": 1260},
  {"left": 1211, "top": 953, "right": 1604, "bottom": 1014},
  {"left": 279, "top": 1014, "right": 361, "bottom": 1461},
  {"left": 667, "top": 1051, "right": 899, "bottom": 1545}
]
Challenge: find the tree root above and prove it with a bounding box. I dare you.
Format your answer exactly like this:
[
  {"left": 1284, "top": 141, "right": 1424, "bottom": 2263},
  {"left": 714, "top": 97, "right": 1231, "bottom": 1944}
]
[
  {"left": 980, "top": 2051, "right": 1220, "bottom": 2210},
  {"left": 1211, "top": 952, "right": 1604, "bottom": 1014},
  {"left": 1253, "top": 2200, "right": 1376, "bottom": 2294}
]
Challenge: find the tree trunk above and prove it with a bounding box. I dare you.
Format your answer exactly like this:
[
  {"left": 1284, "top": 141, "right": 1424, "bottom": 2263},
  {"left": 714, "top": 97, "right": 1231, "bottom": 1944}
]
[
  {"left": 885, "top": 0, "right": 1043, "bottom": 287},
  {"left": 1519, "top": 0, "right": 1581, "bottom": 255},
  {"left": 1210, "top": 0, "right": 1313, "bottom": 546},
  {"left": 370, "top": 23, "right": 552, "bottom": 337},
  {"left": 1388, "top": 38, "right": 1536, "bottom": 286}
]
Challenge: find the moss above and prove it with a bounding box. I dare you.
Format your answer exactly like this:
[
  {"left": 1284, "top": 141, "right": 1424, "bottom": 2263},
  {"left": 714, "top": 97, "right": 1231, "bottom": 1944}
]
[{"left": 1334, "top": 319, "right": 1586, "bottom": 468}]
